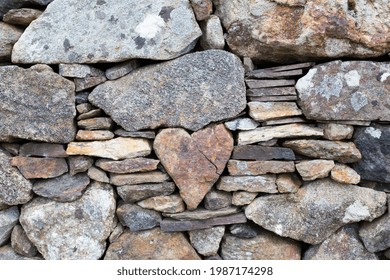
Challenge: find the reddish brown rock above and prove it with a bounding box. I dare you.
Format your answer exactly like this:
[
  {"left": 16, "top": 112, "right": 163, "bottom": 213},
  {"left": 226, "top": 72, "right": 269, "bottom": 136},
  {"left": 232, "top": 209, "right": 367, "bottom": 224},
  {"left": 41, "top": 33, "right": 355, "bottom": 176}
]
[
  {"left": 154, "top": 124, "right": 233, "bottom": 209},
  {"left": 190, "top": 0, "right": 212, "bottom": 21},
  {"left": 76, "top": 130, "right": 114, "bottom": 141},
  {"left": 228, "top": 160, "right": 295, "bottom": 176},
  {"left": 95, "top": 158, "right": 159, "bottom": 174},
  {"left": 11, "top": 156, "right": 68, "bottom": 179}
]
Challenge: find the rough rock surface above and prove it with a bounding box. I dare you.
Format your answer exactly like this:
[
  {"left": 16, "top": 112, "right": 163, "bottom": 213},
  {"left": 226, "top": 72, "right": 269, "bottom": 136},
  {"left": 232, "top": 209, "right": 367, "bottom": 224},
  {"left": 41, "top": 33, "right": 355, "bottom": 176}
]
[
  {"left": 0, "top": 206, "right": 19, "bottom": 246},
  {"left": 154, "top": 125, "right": 233, "bottom": 209},
  {"left": 229, "top": 223, "right": 262, "bottom": 239},
  {"left": 359, "top": 213, "right": 390, "bottom": 253},
  {"left": 163, "top": 207, "right": 239, "bottom": 220},
  {"left": 89, "top": 50, "right": 246, "bottom": 131},
  {"left": 0, "top": 0, "right": 53, "bottom": 18},
  {"left": 10, "top": 225, "right": 37, "bottom": 257},
  {"left": 0, "top": 23, "right": 22, "bottom": 61},
  {"left": 227, "top": 160, "right": 295, "bottom": 176},
  {"left": 204, "top": 190, "right": 232, "bottom": 210},
  {"left": 331, "top": 164, "right": 360, "bottom": 185},
  {"left": 19, "top": 143, "right": 67, "bottom": 158},
  {"left": 117, "top": 182, "right": 175, "bottom": 203},
  {"left": 20, "top": 182, "right": 116, "bottom": 260},
  {"left": 110, "top": 171, "right": 169, "bottom": 186},
  {"left": 217, "top": 175, "right": 277, "bottom": 193},
  {"left": 0, "top": 66, "right": 76, "bottom": 143},
  {"left": 68, "top": 156, "right": 94, "bottom": 176},
  {"left": 105, "top": 228, "right": 200, "bottom": 260},
  {"left": 137, "top": 195, "right": 185, "bottom": 214},
  {"left": 295, "top": 160, "right": 335, "bottom": 181},
  {"left": 87, "top": 166, "right": 109, "bottom": 183},
  {"left": 116, "top": 204, "right": 161, "bottom": 232},
  {"left": 189, "top": 226, "right": 225, "bottom": 256},
  {"left": 276, "top": 174, "right": 301, "bottom": 193},
  {"left": 214, "top": 0, "right": 390, "bottom": 63},
  {"left": 224, "top": 118, "right": 259, "bottom": 131},
  {"left": 321, "top": 123, "right": 354, "bottom": 141},
  {"left": 3, "top": 8, "right": 43, "bottom": 26},
  {"left": 245, "top": 179, "right": 387, "bottom": 244},
  {"left": 11, "top": 156, "right": 68, "bottom": 179},
  {"left": 248, "top": 102, "right": 302, "bottom": 121},
  {"left": 296, "top": 61, "right": 390, "bottom": 121},
  {"left": 12, "top": 0, "right": 202, "bottom": 63},
  {"left": 96, "top": 158, "right": 159, "bottom": 174},
  {"left": 232, "top": 191, "right": 258, "bottom": 206},
  {"left": 199, "top": 15, "right": 225, "bottom": 50},
  {"left": 0, "top": 245, "right": 40, "bottom": 260}
]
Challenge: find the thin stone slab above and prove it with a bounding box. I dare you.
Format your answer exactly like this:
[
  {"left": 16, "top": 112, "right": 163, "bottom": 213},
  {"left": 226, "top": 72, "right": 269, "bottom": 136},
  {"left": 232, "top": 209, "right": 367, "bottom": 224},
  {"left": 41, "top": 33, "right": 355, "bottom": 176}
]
[
  {"left": 228, "top": 160, "right": 295, "bottom": 176},
  {"left": 68, "top": 156, "right": 94, "bottom": 176},
  {"left": 217, "top": 175, "right": 278, "bottom": 193},
  {"left": 110, "top": 171, "right": 170, "bottom": 186},
  {"left": 247, "top": 87, "right": 297, "bottom": 97},
  {"left": 76, "top": 130, "right": 114, "bottom": 141},
  {"left": 32, "top": 173, "right": 90, "bottom": 202},
  {"left": 320, "top": 123, "right": 354, "bottom": 141},
  {"left": 232, "top": 145, "right": 295, "bottom": 161},
  {"left": 295, "top": 160, "right": 335, "bottom": 181},
  {"left": 12, "top": 0, "right": 202, "bottom": 64},
  {"left": 11, "top": 156, "right": 68, "bottom": 179},
  {"left": 262, "top": 117, "right": 306, "bottom": 126},
  {"left": 95, "top": 158, "right": 159, "bottom": 174},
  {"left": 74, "top": 76, "right": 107, "bottom": 92},
  {"left": 3, "top": 8, "right": 42, "bottom": 26},
  {"left": 247, "top": 69, "right": 303, "bottom": 79},
  {"left": 248, "top": 95, "right": 297, "bottom": 102},
  {"left": 58, "top": 64, "right": 104, "bottom": 78},
  {"left": 117, "top": 204, "right": 161, "bottom": 232},
  {"left": 0, "top": 23, "right": 22, "bottom": 62},
  {"left": 163, "top": 207, "right": 240, "bottom": 220},
  {"left": 1, "top": 143, "right": 19, "bottom": 155},
  {"left": 137, "top": 195, "right": 185, "bottom": 214},
  {"left": 11, "top": 225, "right": 37, "bottom": 257},
  {"left": 189, "top": 226, "right": 225, "bottom": 256},
  {"left": 359, "top": 213, "right": 390, "bottom": 253},
  {"left": 77, "top": 108, "right": 102, "bottom": 120},
  {"left": 87, "top": 166, "right": 109, "bottom": 183},
  {"left": 204, "top": 190, "right": 232, "bottom": 210},
  {"left": 116, "top": 182, "right": 176, "bottom": 203},
  {"left": 237, "top": 124, "right": 323, "bottom": 145},
  {"left": 224, "top": 118, "right": 259, "bottom": 131},
  {"left": 105, "top": 60, "right": 140, "bottom": 80},
  {"left": 114, "top": 129, "right": 156, "bottom": 139},
  {"left": 19, "top": 143, "right": 67, "bottom": 158},
  {"left": 248, "top": 102, "right": 302, "bottom": 121},
  {"left": 246, "top": 79, "right": 295, "bottom": 88},
  {"left": 0, "top": 206, "right": 19, "bottom": 246},
  {"left": 77, "top": 117, "right": 113, "bottom": 130}
]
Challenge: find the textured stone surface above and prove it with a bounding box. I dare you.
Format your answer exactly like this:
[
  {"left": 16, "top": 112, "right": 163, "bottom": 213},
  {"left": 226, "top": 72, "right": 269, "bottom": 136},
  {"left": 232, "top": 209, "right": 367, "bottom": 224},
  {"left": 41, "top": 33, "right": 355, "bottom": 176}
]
[
  {"left": 228, "top": 160, "right": 295, "bottom": 176},
  {"left": 232, "top": 145, "right": 295, "bottom": 161},
  {"left": 224, "top": 118, "right": 259, "bottom": 131},
  {"left": 246, "top": 179, "right": 387, "bottom": 244},
  {"left": 232, "top": 191, "right": 258, "bottom": 206},
  {"left": 105, "top": 60, "right": 139, "bottom": 80},
  {"left": 221, "top": 232, "right": 301, "bottom": 260},
  {"left": 353, "top": 125, "right": 390, "bottom": 183},
  {"left": 117, "top": 182, "right": 176, "bottom": 203},
  {"left": 77, "top": 117, "right": 113, "bottom": 130},
  {"left": 237, "top": 124, "right": 323, "bottom": 145},
  {"left": 204, "top": 190, "right": 232, "bottom": 210},
  {"left": 297, "top": 61, "right": 390, "bottom": 121},
  {"left": 229, "top": 223, "right": 262, "bottom": 239},
  {"left": 105, "top": 228, "right": 200, "bottom": 260},
  {"left": 214, "top": 0, "right": 390, "bottom": 63},
  {"left": 248, "top": 102, "right": 302, "bottom": 121},
  {"left": 0, "top": 23, "right": 22, "bottom": 61},
  {"left": 89, "top": 50, "right": 246, "bottom": 131},
  {"left": 0, "top": 245, "right": 40, "bottom": 260},
  {"left": 295, "top": 160, "right": 335, "bottom": 181},
  {"left": 114, "top": 129, "right": 156, "bottom": 139},
  {"left": 110, "top": 171, "right": 169, "bottom": 186},
  {"left": 190, "top": 0, "right": 212, "bottom": 20},
  {"left": 96, "top": 158, "right": 159, "bottom": 174},
  {"left": 321, "top": 123, "right": 354, "bottom": 141},
  {"left": 87, "top": 166, "right": 109, "bottom": 183},
  {"left": 33, "top": 173, "right": 90, "bottom": 202},
  {"left": 66, "top": 137, "right": 151, "bottom": 160},
  {"left": 0, "top": 66, "right": 76, "bottom": 143},
  {"left": 11, "top": 225, "right": 37, "bottom": 257},
  {"left": 359, "top": 213, "right": 390, "bottom": 253},
  {"left": 276, "top": 173, "right": 301, "bottom": 193},
  {"left": 137, "top": 195, "right": 185, "bottom": 214},
  {"left": 20, "top": 182, "right": 116, "bottom": 260},
  {"left": 0, "top": 206, "right": 19, "bottom": 246},
  {"left": 68, "top": 156, "right": 94, "bottom": 176},
  {"left": 0, "top": 150, "right": 32, "bottom": 205},
  {"left": 154, "top": 124, "right": 233, "bottom": 209},
  {"left": 77, "top": 109, "right": 102, "bottom": 120},
  {"left": 304, "top": 225, "right": 378, "bottom": 260},
  {"left": 189, "top": 226, "right": 225, "bottom": 256},
  {"left": 331, "top": 164, "right": 360, "bottom": 185},
  {"left": 117, "top": 204, "right": 161, "bottom": 232},
  {"left": 19, "top": 143, "right": 67, "bottom": 158},
  {"left": 59, "top": 64, "right": 104, "bottom": 78},
  {"left": 0, "top": 0, "right": 53, "bottom": 18},
  {"left": 217, "top": 175, "right": 277, "bottom": 193},
  {"left": 76, "top": 130, "right": 114, "bottom": 141},
  {"left": 12, "top": 0, "right": 201, "bottom": 63},
  {"left": 74, "top": 76, "right": 107, "bottom": 92},
  {"left": 163, "top": 207, "right": 239, "bottom": 220},
  {"left": 199, "top": 15, "right": 225, "bottom": 50},
  {"left": 11, "top": 156, "right": 68, "bottom": 179},
  {"left": 283, "top": 140, "right": 361, "bottom": 163}
]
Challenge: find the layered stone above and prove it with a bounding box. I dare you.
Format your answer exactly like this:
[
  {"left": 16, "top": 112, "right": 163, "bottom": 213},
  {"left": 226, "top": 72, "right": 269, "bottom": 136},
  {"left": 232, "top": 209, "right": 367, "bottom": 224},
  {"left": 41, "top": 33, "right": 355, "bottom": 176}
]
[
  {"left": 227, "top": 160, "right": 295, "bottom": 176},
  {"left": 217, "top": 175, "right": 278, "bottom": 193}
]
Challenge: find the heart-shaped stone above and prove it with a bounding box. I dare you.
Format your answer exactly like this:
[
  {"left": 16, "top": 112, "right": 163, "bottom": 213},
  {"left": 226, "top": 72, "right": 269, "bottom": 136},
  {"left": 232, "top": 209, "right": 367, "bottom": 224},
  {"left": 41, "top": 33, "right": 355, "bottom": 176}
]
[{"left": 154, "top": 124, "right": 233, "bottom": 209}]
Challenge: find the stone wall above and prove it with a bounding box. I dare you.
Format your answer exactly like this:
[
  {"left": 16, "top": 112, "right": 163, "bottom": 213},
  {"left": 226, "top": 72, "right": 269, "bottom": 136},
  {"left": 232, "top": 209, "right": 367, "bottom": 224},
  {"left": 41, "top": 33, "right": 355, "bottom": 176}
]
[{"left": 0, "top": 0, "right": 389, "bottom": 260}]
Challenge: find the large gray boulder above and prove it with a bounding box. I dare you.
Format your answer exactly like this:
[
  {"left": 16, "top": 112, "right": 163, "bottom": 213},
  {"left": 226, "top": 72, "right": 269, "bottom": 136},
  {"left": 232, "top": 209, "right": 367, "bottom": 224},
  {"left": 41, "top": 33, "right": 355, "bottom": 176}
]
[{"left": 12, "top": 0, "right": 201, "bottom": 63}]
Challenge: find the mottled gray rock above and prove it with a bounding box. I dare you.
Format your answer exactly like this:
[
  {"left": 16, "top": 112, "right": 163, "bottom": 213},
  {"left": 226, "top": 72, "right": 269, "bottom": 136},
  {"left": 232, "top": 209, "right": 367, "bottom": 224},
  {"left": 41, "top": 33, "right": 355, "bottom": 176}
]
[
  {"left": 87, "top": 166, "right": 109, "bottom": 183},
  {"left": 77, "top": 117, "right": 113, "bottom": 130},
  {"left": 89, "top": 50, "right": 246, "bottom": 131},
  {"left": 297, "top": 61, "right": 390, "bottom": 121},
  {"left": 105, "top": 60, "right": 140, "bottom": 80},
  {"left": 96, "top": 158, "right": 159, "bottom": 174},
  {"left": 204, "top": 190, "right": 232, "bottom": 210},
  {"left": 0, "top": 206, "right": 19, "bottom": 246},
  {"left": 114, "top": 129, "right": 156, "bottom": 139},
  {"left": 276, "top": 173, "right": 301, "bottom": 193},
  {"left": 68, "top": 156, "right": 94, "bottom": 176},
  {"left": 117, "top": 182, "right": 176, "bottom": 203},
  {"left": 137, "top": 195, "right": 185, "bottom": 214},
  {"left": 224, "top": 118, "right": 259, "bottom": 131},
  {"left": 75, "top": 92, "right": 89, "bottom": 104},
  {"left": 33, "top": 173, "right": 90, "bottom": 202},
  {"left": 229, "top": 223, "right": 262, "bottom": 239},
  {"left": 19, "top": 143, "right": 67, "bottom": 158},
  {"left": 110, "top": 171, "right": 170, "bottom": 186},
  {"left": 11, "top": 225, "right": 37, "bottom": 257},
  {"left": 217, "top": 175, "right": 278, "bottom": 193},
  {"left": 11, "top": 156, "right": 68, "bottom": 179},
  {"left": 0, "top": 23, "right": 22, "bottom": 62},
  {"left": 295, "top": 160, "right": 335, "bottom": 181},
  {"left": 359, "top": 213, "right": 390, "bottom": 253},
  {"left": 74, "top": 76, "right": 107, "bottom": 92},
  {"left": 320, "top": 123, "right": 354, "bottom": 141},
  {"left": 0, "top": 66, "right": 76, "bottom": 143},
  {"left": 59, "top": 64, "right": 104, "bottom": 78},
  {"left": 199, "top": 15, "right": 225, "bottom": 50},
  {"left": 117, "top": 204, "right": 161, "bottom": 232},
  {"left": 109, "top": 223, "right": 124, "bottom": 243},
  {"left": 353, "top": 125, "right": 390, "bottom": 183},
  {"left": 304, "top": 225, "right": 378, "bottom": 260},
  {"left": 0, "top": 1, "right": 53, "bottom": 18},
  {"left": 20, "top": 182, "right": 116, "bottom": 260},
  {"left": 1, "top": 143, "right": 19, "bottom": 155},
  {"left": 77, "top": 109, "right": 103, "bottom": 120},
  {"left": 232, "top": 145, "right": 295, "bottom": 161},
  {"left": 76, "top": 103, "right": 93, "bottom": 114},
  {"left": 12, "top": 0, "right": 201, "bottom": 64},
  {"left": 246, "top": 179, "right": 387, "bottom": 244},
  {"left": 228, "top": 160, "right": 295, "bottom": 175},
  {"left": 0, "top": 245, "right": 41, "bottom": 260},
  {"left": 0, "top": 150, "right": 33, "bottom": 205},
  {"left": 189, "top": 226, "right": 225, "bottom": 256},
  {"left": 232, "top": 191, "right": 258, "bottom": 206},
  {"left": 3, "top": 8, "right": 43, "bottom": 26},
  {"left": 163, "top": 207, "right": 240, "bottom": 220}
]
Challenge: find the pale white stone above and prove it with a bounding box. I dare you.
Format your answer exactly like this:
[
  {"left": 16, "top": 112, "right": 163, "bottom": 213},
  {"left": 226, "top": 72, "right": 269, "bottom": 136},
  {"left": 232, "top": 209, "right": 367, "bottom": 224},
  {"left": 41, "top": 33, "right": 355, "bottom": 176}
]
[
  {"left": 365, "top": 127, "right": 382, "bottom": 139},
  {"left": 343, "top": 201, "right": 370, "bottom": 223}
]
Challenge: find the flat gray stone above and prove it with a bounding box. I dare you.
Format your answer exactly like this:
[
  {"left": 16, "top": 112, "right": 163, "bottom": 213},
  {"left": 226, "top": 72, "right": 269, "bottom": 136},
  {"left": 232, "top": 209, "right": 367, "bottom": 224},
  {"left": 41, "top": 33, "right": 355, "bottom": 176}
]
[
  {"left": 189, "top": 226, "right": 225, "bottom": 256},
  {"left": 0, "top": 245, "right": 41, "bottom": 260},
  {"left": 19, "top": 143, "right": 67, "bottom": 158},
  {"left": 87, "top": 166, "right": 109, "bottom": 183},
  {"left": 114, "top": 129, "right": 156, "bottom": 139},
  {"left": 0, "top": 22, "right": 22, "bottom": 61},
  {"left": 199, "top": 15, "right": 225, "bottom": 50},
  {"left": 224, "top": 118, "right": 259, "bottom": 131},
  {"left": 89, "top": 50, "right": 246, "bottom": 131},
  {"left": 68, "top": 156, "right": 94, "bottom": 176},
  {"left": 59, "top": 64, "right": 105, "bottom": 78},
  {"left": 217, "top": 175, "right": 277, "bottom": 193},
  {"left": 11, "top": 225, "right": 38, "bottom": 257},
  {"left": 105, "top": 60, "right": 139, "bottom": 80},
  {"left": 110, "top": 171, "right": 170, "bottom": 186},
  {"left": 232, "top": 145, "right": 295, "bottom": 161},
  {"left": 163, "top": 207, "right": 240, "bottom": 220},
  {"left": 359, "top": 213, "right": 390, "bottom": 253},
  {"left": 0, "top": 206, "right": 19, "bottom": 246},
  {"left": 117, "top": 204, "right": 161, "bottom": 232},
  {"left": 0, "top": 1, "right": 53, "bottom": 18},
  {"left": 229, "top": 223, "right": 262, "bottom": 239},
  {"left": 117, "top": 182, "right": 176, "bottom": 203},
  {"left": 204, "top": 190, "right": 232, "bottom": 210},
  {"left": 95, "top": 158, "right": 159, "bottom": 174},
  {"left": 3, "top": 8, "right": 43, "bottom": 26},
  {"left": 232, "top": 191, "right": 258, "bottom": 206},
  {"left": 0, "top": 65, "right": 76, "bottom": 143},
  {"left": 12, "top": 0, "right": 201, "bottom": 64}
]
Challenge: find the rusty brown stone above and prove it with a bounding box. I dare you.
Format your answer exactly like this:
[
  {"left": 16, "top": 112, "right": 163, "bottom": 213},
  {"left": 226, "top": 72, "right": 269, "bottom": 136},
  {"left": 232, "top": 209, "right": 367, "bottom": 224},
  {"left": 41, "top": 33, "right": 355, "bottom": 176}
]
[
  {"left": 95, "top": 158, "right": 159, "bottom": 174},
  {"left": 11, "top": 156, "right": 68, "bottom": 179},
  {"left": 228, "top": 160, "right": 295, "bottom": 176}
]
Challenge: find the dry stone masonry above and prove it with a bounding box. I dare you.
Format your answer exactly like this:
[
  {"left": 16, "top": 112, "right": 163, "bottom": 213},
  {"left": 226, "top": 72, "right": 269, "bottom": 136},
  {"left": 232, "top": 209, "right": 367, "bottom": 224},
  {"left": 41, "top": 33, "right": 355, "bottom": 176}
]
[{"left": 0, "top": 0, "right": 389, "bottom": 260}]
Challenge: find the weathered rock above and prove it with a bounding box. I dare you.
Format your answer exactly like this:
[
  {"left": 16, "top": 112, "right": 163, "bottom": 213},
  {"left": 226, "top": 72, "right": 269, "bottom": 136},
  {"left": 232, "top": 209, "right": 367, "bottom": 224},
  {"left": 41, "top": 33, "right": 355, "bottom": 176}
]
[
  {"left": 154, "top": 124, "right": 233, "bottom": 209},
  {"left": 75, "top": 92, "right": 89, "bottom": 104},
  {"left": 0, "top": 206, "right": 19, "bottom": 246},
  {"left": 89, "top": 50, "right": 246, "bottom": 131},
  {"left": 0, "top": 23, "right": 22, "bottom": 62},
  {"left": 74, "top": 76, "right": 107, "bottom": 92},
  {"left": 320, "top": 123, "right": 354, "bottom": 141},
  {"left": 137, "top": 195, "right": 185, "bottom": 214},
  {"left": 204, "top": 190, "right": 232, "bottom": 210},
  {"left": 263, "top": 118, "right": 306, "bottom": 126},
  {"left": 232, "top": 191, "right": 258, "bottom": 206},
  {"left": 228, "top": 160, "right": 295, "bottom": 176},
  {"left": 76, "top": 130, "right": 114, "bottom": 141},
  {"left": 114, "top": 129, "right": 156, "bottom": 139},
  {"left": 0, "top": 150, "right": 33, "bottom": 205},
  {"left": 11, "top": 156, "right": 68, "bottom": 179},
  {"left": 245, "top": 179, "right": 387, "bottom": 244},
  {"left": 283, "top": 140, "right": 362, "bottom": 163},
  {"left": 297, "top": 61, "right": 390, "bottom": 121},
  {"left": 33, "top": 173, "right": 90, "bottom": 202},
  {"left": 163, "top": 207, "right": 240, "bottom": 220},
  {"left": 232, "top": 145, "right": 295, "bottom": 161},
  {"left": 247, "top": 87, "right": 296, "bottom": 97},
  {"left": 77, "top": 109, "right": 102, "bottom": 120},
  {"left": 217, "top": 175, "right": 277, "bottom": 193},
  {"left": 276, "top": 173, "right": 301, "bottom": 193},
  {"left": 0, "top": 245, "right": 40, "bottom": 260},
  {"left": 331, "top": 164, "right": 360, "bottom": 185},
  {"left": 66, "top": 137, "right": 152, "bottom": 160},
  {"left": 199, "top": 15, "right": 225, "bottom": 50},
  {"left": 0, "top": 66, "right": 76, "bottom": 143},
  {"left": 224, "top": 118, "right": 259, "bottom": 131},
  {"left": 189, "top": 226, "right": 225, "bottom": 256},
  {"left": 109, "top": 223, "right": 124, "bottom": 243},
  {"left": 110, "top": 171, "right": 170, "bottom": 186},
  {"left": 359, "top": 213, "right": 390, "bottom": 253},
  {"left": 117, "top": 204, "right": 161, "bottom": 232},
  {"left": 246, "top": 79, "right": 295, "bottom": 88},
  {"left": 295, "top": 160, "right": 335, "bottom": 181},
  {"left": 3, "top": 8, "right": 42, "bottom": 26},
  {"left": 221, "top": 233, "right": 301, "bottom": 260},
  {"left": 20, "top": 182, "right": 116, "bottom": 260},
  {"left": 77, "top": 117, "right": 113, "bottom": 130},
  {"left": 87, "top": 166, "right": 109, "bottom": 183},
  {"left": 68, "top": 156, "right": 94, "bottom": 176},
  {"left": 237, "top": 124, "right": 323, "bottom": 145},
  {"left": 353, "top": 125, "right": 390, "bottom": 183},
  {"left": 1, "top": 143, "right": 19, "bottom": 155},
  {"left": 257, "top": 139, "right": 278, "bottom": 147},
  {"left": 117, "top": 182, "right": 176, "bottom": 203},
  {"left": 229, "top": 223, "right": 262, "bottom": 239},
  {"left": 29, "top": 64, "right": 53, "bottom": 72},
  {"left": 76, "top": 103, "right": 93, "bottom": 114},
  {"left": 96, "top": 158, "right": 159, "bottom": 174},
  {"left": 248, "top": 102, "right": 302, "bottom": 121},
  {"left": 0, "top": 0, "right": 53, "bottom": 18},
  {"left": 105, "top": 60, "right": 140, "bottom": 80},
  {"left": 58, "top": 64, "right": 104, "bottom": 78},
  {"left": 11, "top": 225, "right": 37, "bottom": 257},
  {"left": 243, "top": 56, "right": 255, "bottom": 73},
  {"left": 214, "top": 0, "right": 390, "bottom": 63},
  {"left": 190, "top": 0, "right": 212, "bottom": 20},
  {"left": 249, "top": 95, "right": 297, "bottom": 102},
  {"left": 105, "top": 228, "right": 200, "bottom": 260},
  {"left": 19, "top": 143, "right": 67, "bottom": 158},
  {"left": 385, "top": 249, "right": 390, "bottom": 260},
  {"left": 12, "top": 0, "right": 202, "bottom": 64},
  {"left": 304, "top": 225, "right": 378, "bottom": 260}
]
